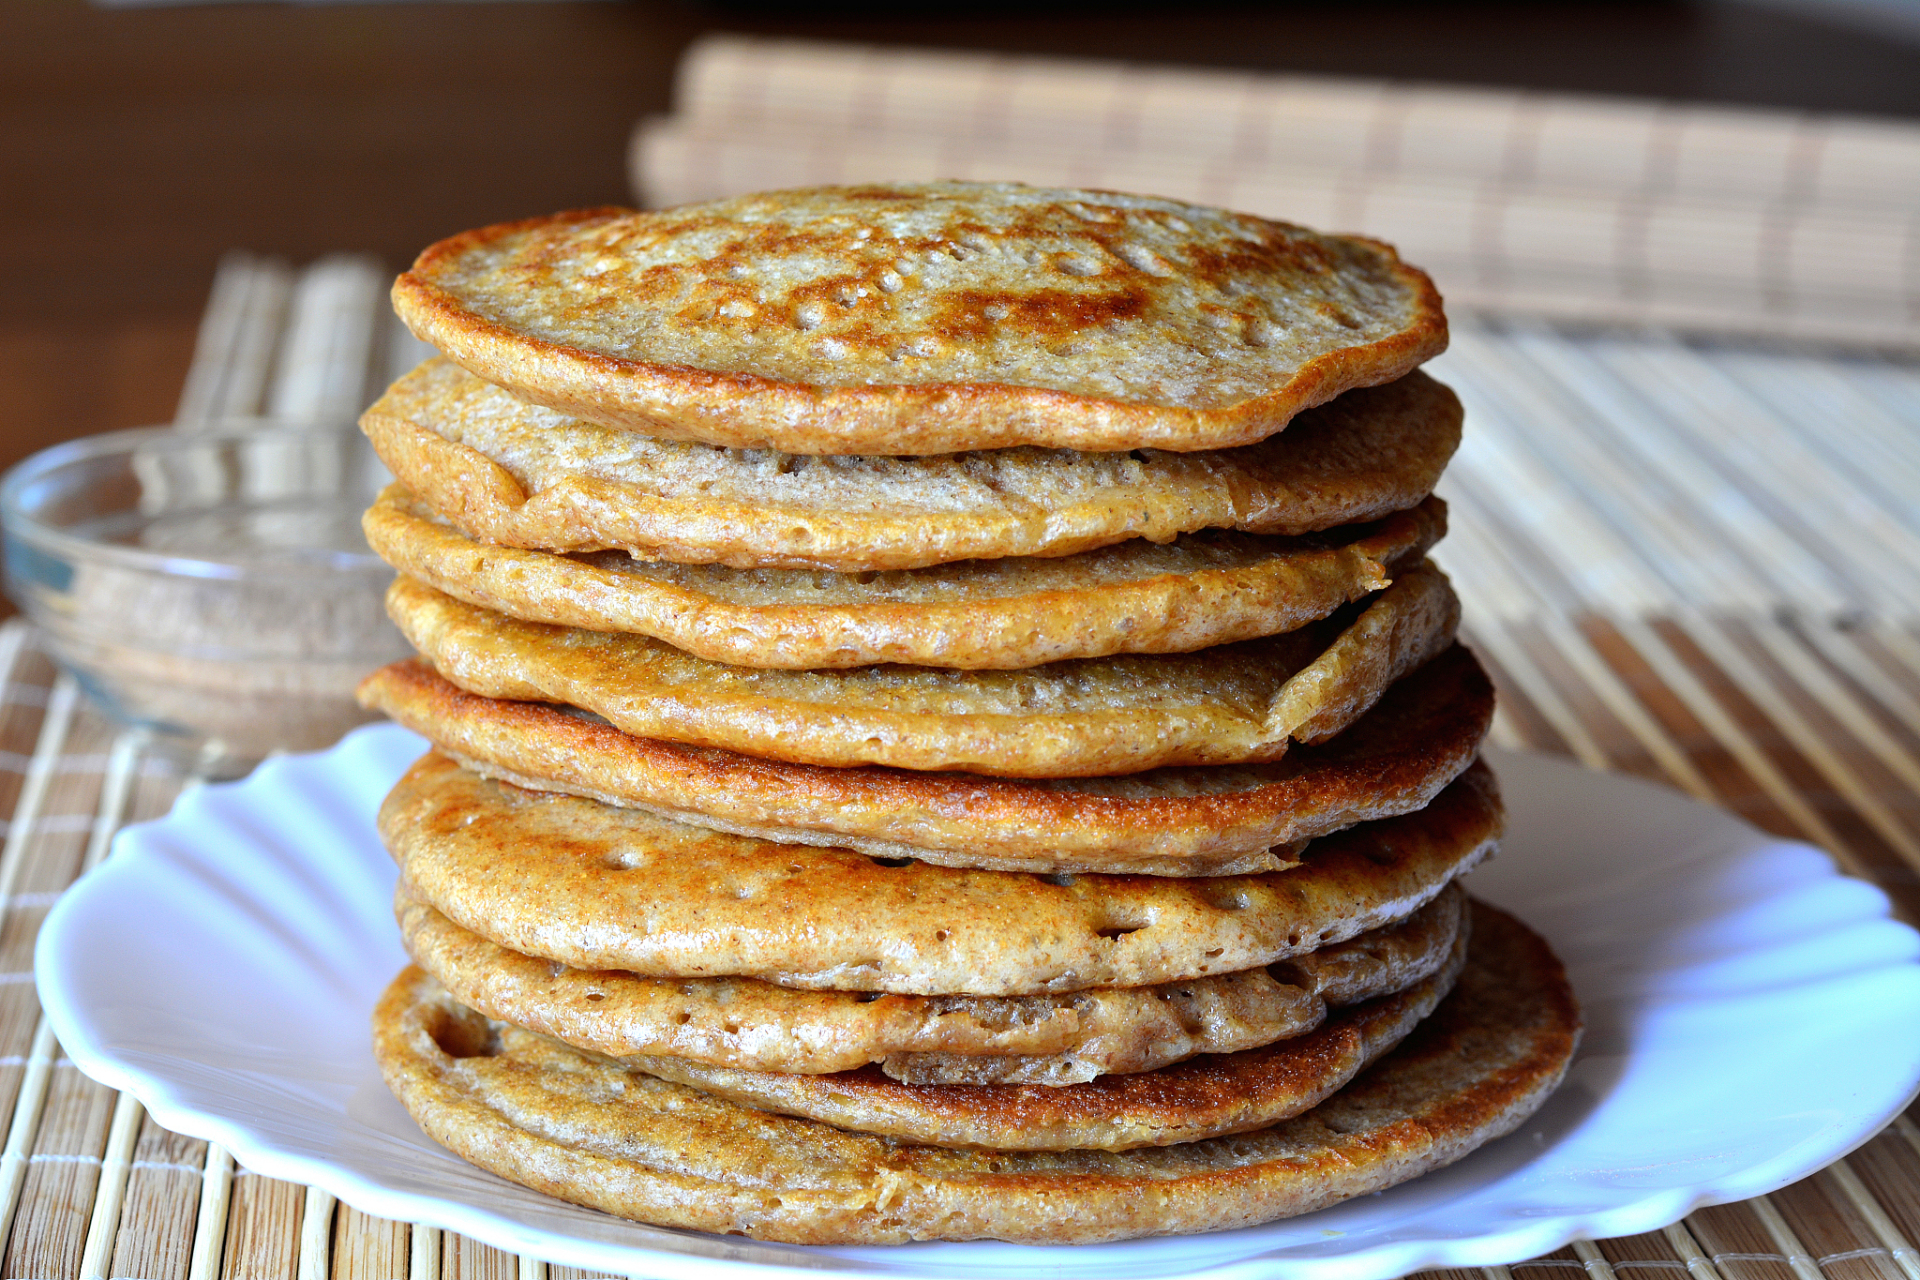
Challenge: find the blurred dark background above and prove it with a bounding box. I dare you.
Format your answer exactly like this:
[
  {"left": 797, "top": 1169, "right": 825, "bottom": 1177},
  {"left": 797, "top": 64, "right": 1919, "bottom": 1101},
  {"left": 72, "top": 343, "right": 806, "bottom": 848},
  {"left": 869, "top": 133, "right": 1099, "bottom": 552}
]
[{"left": 3, "top": 0, "right": 1918, "bottom": 479}]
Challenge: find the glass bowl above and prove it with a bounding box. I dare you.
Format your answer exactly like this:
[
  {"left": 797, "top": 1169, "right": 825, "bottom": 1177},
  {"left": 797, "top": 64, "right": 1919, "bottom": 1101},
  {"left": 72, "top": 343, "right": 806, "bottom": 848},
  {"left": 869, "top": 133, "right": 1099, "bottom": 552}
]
[{"left": 0, "top": 421, "right": 411, "bottom": 776}]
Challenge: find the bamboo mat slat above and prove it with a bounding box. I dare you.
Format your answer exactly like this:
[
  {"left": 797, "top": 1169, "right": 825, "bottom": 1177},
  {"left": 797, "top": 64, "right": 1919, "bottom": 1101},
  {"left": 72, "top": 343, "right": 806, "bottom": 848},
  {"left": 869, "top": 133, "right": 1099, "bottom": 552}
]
[
  {"left": 12, "top": 181, "right": 1920, "bottom": 1276},
  {"left": 171, "top": 252, "right": 431, "bottom": 430},
  {"left": 112, "top": 1118, "right": 208, "bottom": 1280}
]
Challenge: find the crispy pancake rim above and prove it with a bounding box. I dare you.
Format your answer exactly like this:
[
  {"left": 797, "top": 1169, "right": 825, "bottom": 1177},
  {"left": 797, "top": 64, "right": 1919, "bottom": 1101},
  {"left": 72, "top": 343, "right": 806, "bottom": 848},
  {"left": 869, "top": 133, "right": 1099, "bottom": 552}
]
[
  {"left": 381, "top": 755, "right": 1502, "bottom": 995},
  {"left": 623, "top": 916, "right": 1466, "bottom": 1152},
  {"left": 361, "top": 358, "right": 1461, "bottom": 571},
  {"left": 390, "top": 186, "right": 1447, "bottom": 455},
  {"left": 365, "top": 485, "right": 1445, "bottom": 669},
  {"left": 356, "top": 642, "right": 1495, "bottom": 876},
  {"left": 397, "top": 883, "right": 1466, "bottom": 1082},
  {"left": 386, "top": 565, "right": 1458, "bottom": 778}
]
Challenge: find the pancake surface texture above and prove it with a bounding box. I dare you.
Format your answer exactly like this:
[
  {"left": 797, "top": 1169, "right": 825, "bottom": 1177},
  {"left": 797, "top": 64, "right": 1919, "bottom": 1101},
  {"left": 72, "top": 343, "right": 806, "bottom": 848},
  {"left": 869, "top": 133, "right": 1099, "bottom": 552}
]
[
  {"left": 390, "top": 184, "right": 1447, "bottom": 455},
  {"left": 365, "top": 484, "right": 1444, "bottom": 669},
  {"left": 362, "top": 358, "right": 1461, "bottom": 570},
  {"left": 398, "top": 882, "right": 1466, "bottom": 1083},
  {"left": 371, "top": 901, "right": 1579, "bottom": 1244},
  {"left": 387, "top": 567, "right": 1459, "bottom": 777},
  {"left": 358, "top": 644, "right": 1493, "bottom": 875},
  {"left": 382, "top": 753, "right": 1502, "bottom": 995}
]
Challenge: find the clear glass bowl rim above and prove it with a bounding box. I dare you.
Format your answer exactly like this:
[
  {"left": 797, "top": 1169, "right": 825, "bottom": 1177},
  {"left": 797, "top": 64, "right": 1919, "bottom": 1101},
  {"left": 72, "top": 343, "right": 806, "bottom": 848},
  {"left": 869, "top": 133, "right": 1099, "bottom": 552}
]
[{"left": 0, "top": 419, "right": 390, "bottom": 583}]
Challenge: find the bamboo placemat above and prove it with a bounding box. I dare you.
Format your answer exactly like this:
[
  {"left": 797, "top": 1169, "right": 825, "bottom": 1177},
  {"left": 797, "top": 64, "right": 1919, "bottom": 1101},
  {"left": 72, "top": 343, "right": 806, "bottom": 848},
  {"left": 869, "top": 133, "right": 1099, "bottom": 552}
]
[{"left": 9, "top": 259, "right": 1920, "bottom": 1277}]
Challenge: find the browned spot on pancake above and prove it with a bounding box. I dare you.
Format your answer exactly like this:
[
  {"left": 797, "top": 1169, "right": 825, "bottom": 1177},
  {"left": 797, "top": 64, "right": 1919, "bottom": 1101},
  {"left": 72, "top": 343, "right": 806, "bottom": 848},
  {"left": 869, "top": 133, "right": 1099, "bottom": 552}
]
[{"left": 929, "top": 286, "right": 1153, "bottom": 345}]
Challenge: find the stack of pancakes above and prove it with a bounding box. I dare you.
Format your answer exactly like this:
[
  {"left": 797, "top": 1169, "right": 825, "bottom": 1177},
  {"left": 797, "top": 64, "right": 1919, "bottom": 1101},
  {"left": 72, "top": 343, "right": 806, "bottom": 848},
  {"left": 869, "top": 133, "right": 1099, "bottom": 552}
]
[{"left": 355, "top": 182, "right": 1579, "bottom": 1246}]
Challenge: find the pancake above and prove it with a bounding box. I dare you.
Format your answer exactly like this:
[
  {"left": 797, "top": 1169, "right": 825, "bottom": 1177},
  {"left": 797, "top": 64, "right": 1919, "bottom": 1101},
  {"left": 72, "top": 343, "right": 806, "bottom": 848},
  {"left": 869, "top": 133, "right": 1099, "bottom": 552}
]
[
  {"left": 1275, "top": 559, "right": 1459, "bottom": 744},
  {"left": 389, "top": 184, "right": 1448, "bottom": 456},
  {"left": 372, "top": 901, "right": 1579, "bottom": 1244},
  {"left": 356, "top": 642, "right": 1494, "bottom": 876},
  {"left": 364, "top": 484, "right": 1445, "bottom": 670},
  {"left": 386, "top": 563, "right": 1459, "bottom": 778},
  {"left": 398, "top": 882, "right": 1466, "bottom": 1085},
  {"left": 617, "top": 916, "right": 1463, "bottom": 1151},
  {"left": 362, "top": 358, "right": 1460, "bottom": 572},
  {"left": 382, "top": 754, "right": 1501, "bottom": 995}
]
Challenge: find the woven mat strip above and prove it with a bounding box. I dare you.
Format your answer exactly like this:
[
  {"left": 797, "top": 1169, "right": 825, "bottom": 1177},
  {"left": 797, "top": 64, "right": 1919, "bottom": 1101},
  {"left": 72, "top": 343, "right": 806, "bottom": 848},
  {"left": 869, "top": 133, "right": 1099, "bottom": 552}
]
[
  {"left": 171, "top": 253, "right": 433, "bottom": 430},
  {"left": 1432, "top": 321, "right": 1920, "bottom": 622}
]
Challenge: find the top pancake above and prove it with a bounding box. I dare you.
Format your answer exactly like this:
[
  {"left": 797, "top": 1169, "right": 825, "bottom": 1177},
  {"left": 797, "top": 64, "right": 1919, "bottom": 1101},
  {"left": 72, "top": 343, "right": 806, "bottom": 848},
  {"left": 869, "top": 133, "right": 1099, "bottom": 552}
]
[{"left": 390, "top": 184, "right": 1447, "bottom": 455}]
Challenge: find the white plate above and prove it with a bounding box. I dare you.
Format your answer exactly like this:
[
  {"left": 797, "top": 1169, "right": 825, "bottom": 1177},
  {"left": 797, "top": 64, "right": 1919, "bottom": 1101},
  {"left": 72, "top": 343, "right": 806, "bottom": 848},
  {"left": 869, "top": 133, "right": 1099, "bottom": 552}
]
[{"left": 35, "top": 726, "right": 1920, "bottom": 1280}]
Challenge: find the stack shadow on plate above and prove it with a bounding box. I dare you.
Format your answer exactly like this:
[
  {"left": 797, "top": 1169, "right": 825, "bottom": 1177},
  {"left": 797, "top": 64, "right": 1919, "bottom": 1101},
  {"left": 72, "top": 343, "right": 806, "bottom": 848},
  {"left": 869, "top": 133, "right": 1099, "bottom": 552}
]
[{"left": 353, "top": 183, "right": 1580, "bottom": 1245}]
